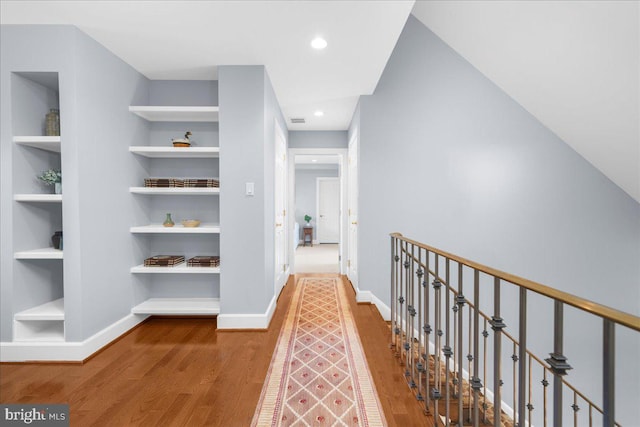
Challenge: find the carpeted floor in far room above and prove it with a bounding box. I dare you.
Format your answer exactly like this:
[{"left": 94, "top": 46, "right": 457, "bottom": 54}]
[{"left": 294, "top": 243, "right": 339, "bottom": 273}]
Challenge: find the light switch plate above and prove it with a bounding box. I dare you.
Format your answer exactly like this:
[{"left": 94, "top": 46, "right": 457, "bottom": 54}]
[{"left": 246, "top": 182, "right": 255, "bottom": 196}]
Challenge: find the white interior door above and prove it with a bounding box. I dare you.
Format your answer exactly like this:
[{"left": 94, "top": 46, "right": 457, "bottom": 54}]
[
  {"left": 317, "top": 178, "right": 340, "bottom": 243},
  {"left": 274, "top": 121, "right": 288, "bottom": 295},
  {"left": 347, "top": 133, "right": 359, "bottom": 289}
]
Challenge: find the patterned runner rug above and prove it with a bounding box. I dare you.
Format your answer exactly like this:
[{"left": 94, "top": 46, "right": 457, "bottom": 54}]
[{"left": 252, "top": 277, "right": 387, "bottom": 426}]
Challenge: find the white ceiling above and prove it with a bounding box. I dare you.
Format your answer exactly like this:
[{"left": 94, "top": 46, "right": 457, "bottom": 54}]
[
  {"left": 0, "top": 0, "right": 414, "bottom": 131},
  {"left": 294, "top": 154, "right": 340, "bottom": 165},
  {"left": 412, "top": 1, "right": 639, "bottom": 202},
  {"left": 1, "top": 1, "right": 637, "bottom": 202}
]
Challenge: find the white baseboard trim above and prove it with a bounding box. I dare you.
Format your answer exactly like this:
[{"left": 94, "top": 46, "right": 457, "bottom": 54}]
[
  {"left": 356, "top": 290, "right": 391, "bottom": 321},
  {"left": 0, "top": 313, "right": 146, "bottom": 362},
  {"left": 217, "top": 294, "right": 277, "bottom": 330}
]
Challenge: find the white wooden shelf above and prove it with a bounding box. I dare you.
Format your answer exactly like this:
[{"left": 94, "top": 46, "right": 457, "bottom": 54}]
[
  {"left": 130, "top": 187, "right": 219, "bottom": 195},
  {"left": 131, "top": 264, "right": 220, "bottom": 274},
  {"left": 130, "top": 224, "right": 220, "bottom": 234},
  {"left": 14, "top": 194, "right": 62, "bottom": 203},
  {"left": 129, "top": 106, "right": 219, "bottom": 122},
  {"left": 13, "top": 136, "right": 61, "bottom": 153},
  {"left": 14, "top": 298, "right": 64, "bottom": 321},
  {"left": 14, "top": 248, "right": 63, "bottom": 259},
  {"left": 132, "top": 298, "right": 220, "bottom": 315},
  {"left": 13, "top": 321, "right": 64, "bottom": 342},
  {"left": 129, "top": 146, "right": 220, "bottom": 158}
]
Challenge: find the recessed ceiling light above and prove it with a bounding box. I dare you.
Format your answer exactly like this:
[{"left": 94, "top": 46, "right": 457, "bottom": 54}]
[
  {"left": 311, "top": 37, "right": 327, "bottom": 50},
  {"left": 312, "top": 159, "right": 318, "bottom": 163},
  {"left": 314, "top": 110, "right": 324, "bottom": 117}
]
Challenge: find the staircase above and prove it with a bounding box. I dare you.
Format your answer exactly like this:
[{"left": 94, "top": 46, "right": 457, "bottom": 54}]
[{"left": 389, "top": 233, "right": 639, "bottom": 427}]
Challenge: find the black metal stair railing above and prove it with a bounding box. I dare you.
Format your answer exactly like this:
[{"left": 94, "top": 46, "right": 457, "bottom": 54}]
[{"left": 390, "top": 232, "right": 640, "bottom": 427}]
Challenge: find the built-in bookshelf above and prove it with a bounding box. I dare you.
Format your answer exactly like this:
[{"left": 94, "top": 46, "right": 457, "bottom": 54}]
[
  {"left": 130, "top": 105, "right": 220, "bottom": 315},
  {"left": 10, "top": 72, "right": 65, "bottom": 342}
]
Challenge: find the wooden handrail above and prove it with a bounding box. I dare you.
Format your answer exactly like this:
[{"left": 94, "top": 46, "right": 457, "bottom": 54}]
[{"left": 390, "top": 232, "right": 640, "bottom": 332}]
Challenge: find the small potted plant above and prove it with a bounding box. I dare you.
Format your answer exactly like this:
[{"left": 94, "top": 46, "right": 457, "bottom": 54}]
[
  {"left": 38, "top": 169, "right": 62, "bottom": 194},
  {"left": 304, "top": 214, "right": 312, "bottom": 226}
]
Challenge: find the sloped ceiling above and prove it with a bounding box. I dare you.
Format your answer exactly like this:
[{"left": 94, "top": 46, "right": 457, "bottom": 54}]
[
  {"left": 412, "top": 1, "right": 639, "bottom": 202},
  {"left": 1, "top": 1, "right": 637, "bottom": 201}
]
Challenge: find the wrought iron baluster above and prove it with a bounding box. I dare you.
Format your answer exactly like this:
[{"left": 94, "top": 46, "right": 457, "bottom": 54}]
[
  {"left": 491, "top": 277, "right": 505, "bottom": 427},
  {"left": 444, "top": 258, "right": 452, "bottom": 426},
  {"left": 482, "top": 318, "right": 488, "bottom": 424},
  {"left": 543, "top": 368, "right": 549, "bottom": 427},
  {"left": 403, "top": 242, "right": 410, "bottom": 372},
  {"left": 453, "top": 293, "right": 459, "bottom": 400},
  {"left": 603, "top": 319, "right": 615, "bottom": 427},
  {"left": 391, "top": 236, "right": 397, "bottom": 350},
  {"left": 528, "top": 354, "right": 533, "bottom": 426},
  {"left": 467, "top": 298, "right": 473, "bottom": 424},
  {"left": 456, "top": 263, "right": 465, "bottom": 426},
  {"left": 512, "top": 342, "right": 517, "bottom": 425},
  {"left": 572, "top": 391, "right": 579, "bottom": 427},
  {"left": 395, "top": 239, "right": 401, "bottom": 357},
  {"left": 424, "top": 250, "right": 431, "bottom": 413},
  {"left": 399, "top": 242, "right": 407, "bottom": 363},
  {"left": 408, "top": 244, "right": 416, "bottom": 390},
  {"left": 415, "top": 247, "right": 424, "bottom": 402},
  {"left": 432, "top": 254, "right": 443, "bottom": 421},
  {"left": 471, "top": 269, "right": 482, "bottom": 426},
  {"left": 518, "top": 288, "right": 527, "bottom": 427},
  {"left": 545, "top": 301, "right": 572, "bottom": 427}
]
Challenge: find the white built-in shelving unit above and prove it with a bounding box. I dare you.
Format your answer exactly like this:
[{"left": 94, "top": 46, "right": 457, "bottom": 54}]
[
  {"left": 14, "top": 298, "right": 64, "bottom": 321},
  {"left": 130, "top": 104, "right": 220, "bottom": 315},
  {"left": 131, "top": 298, "right": 220, "bottom": 315},
  {"left": 14, "top": 136, "right": 61, "bottom": 153},
  {"left": 130, "top": 265, "right": 220, "bottom": 274},
  {"left": 130, "top": 224, "right": 220, "bottom": 234},
  {"left": 129, "top": 106, "right": 219, "bottom": 122},
  {"left": 129, "top": 187, "right": 219, "bottom": 195},
  {"left": 9, "top": 72, "right": 65, "bottom": 343},
  {"left": 14, "top": 194, "right": 62, "bottom": 203},
  {"left": 13, "top": 298, "right": 65, "bottom": 341},
  {"left": 129, "top": 146, "right": 219, "bottom": 158},
  {"left": 14, "top": 248, "right": 63, "bottom": 259}
]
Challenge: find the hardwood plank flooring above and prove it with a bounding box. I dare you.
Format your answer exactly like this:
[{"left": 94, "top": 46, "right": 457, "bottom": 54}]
[{"left": 1, "top": 274, "right": 433, "bottom": 426}]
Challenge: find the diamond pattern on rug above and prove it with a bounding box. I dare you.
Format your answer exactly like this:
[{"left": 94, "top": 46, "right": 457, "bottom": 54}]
[{"left": 252, "top": 278, "right": 387, "bottom": 426}]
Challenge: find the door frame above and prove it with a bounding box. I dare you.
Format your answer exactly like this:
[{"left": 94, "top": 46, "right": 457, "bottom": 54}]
[
  {"left": 288, "top": 148, "right": 348, "bottom": 274},
  {"left": 316, "top": 177, "right": 340, "bottom": 244},
  {"left": 274, "top": 119, "right": 288, "bottom": 296},
  {"left": 347, "top": 130, "right": 359, "bottom": 292}
]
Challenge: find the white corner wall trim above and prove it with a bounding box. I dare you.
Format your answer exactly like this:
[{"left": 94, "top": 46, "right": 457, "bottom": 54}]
[
  {"left": 217, "top": 295, "right": 277, "bottom": 329},
  {"left": 356, "top": 290, "right": 391, "bottom": 321},
  {"left": 0, "top": 313, "right": 146, "bottom": 362}
]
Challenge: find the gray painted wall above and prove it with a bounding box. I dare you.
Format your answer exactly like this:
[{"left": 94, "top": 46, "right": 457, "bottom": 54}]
[
  {"left": 149, "top": 80, "right": 218, "bottom": 106},
  {"left": 219, "top": 65, "right": 286, "bottom": 316},
  {"left": 289, "top": 131, "right": 347, "bottom": 148},
  {"left": 294, "top": 167, "right": 339, "bottom": 241},
  {"left": 1, "top": 26, "right": 77, "bottom": 342},
  {"left": 71, "top": 28, "right": 149, "bottom": 340},
  {"left": 1, "top": 25, "right": 149, "bottom": 342},
  {"left": 352, "top": 15, "right": 639, "bottom": 424}
]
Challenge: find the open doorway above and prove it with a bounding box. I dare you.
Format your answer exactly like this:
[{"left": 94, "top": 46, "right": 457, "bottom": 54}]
[{"left": 288, "top": 149, "right": 347, "bottom": 274}]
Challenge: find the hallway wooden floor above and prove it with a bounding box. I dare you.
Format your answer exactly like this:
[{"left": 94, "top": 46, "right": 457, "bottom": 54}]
[{"left": 0, "top": 274, "right": 434, "bottom": 426}]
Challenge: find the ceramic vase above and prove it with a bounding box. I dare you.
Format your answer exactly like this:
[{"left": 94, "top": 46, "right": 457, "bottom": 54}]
[{"left": 163, "top": 213, "right": 175, "bottom": 227}]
